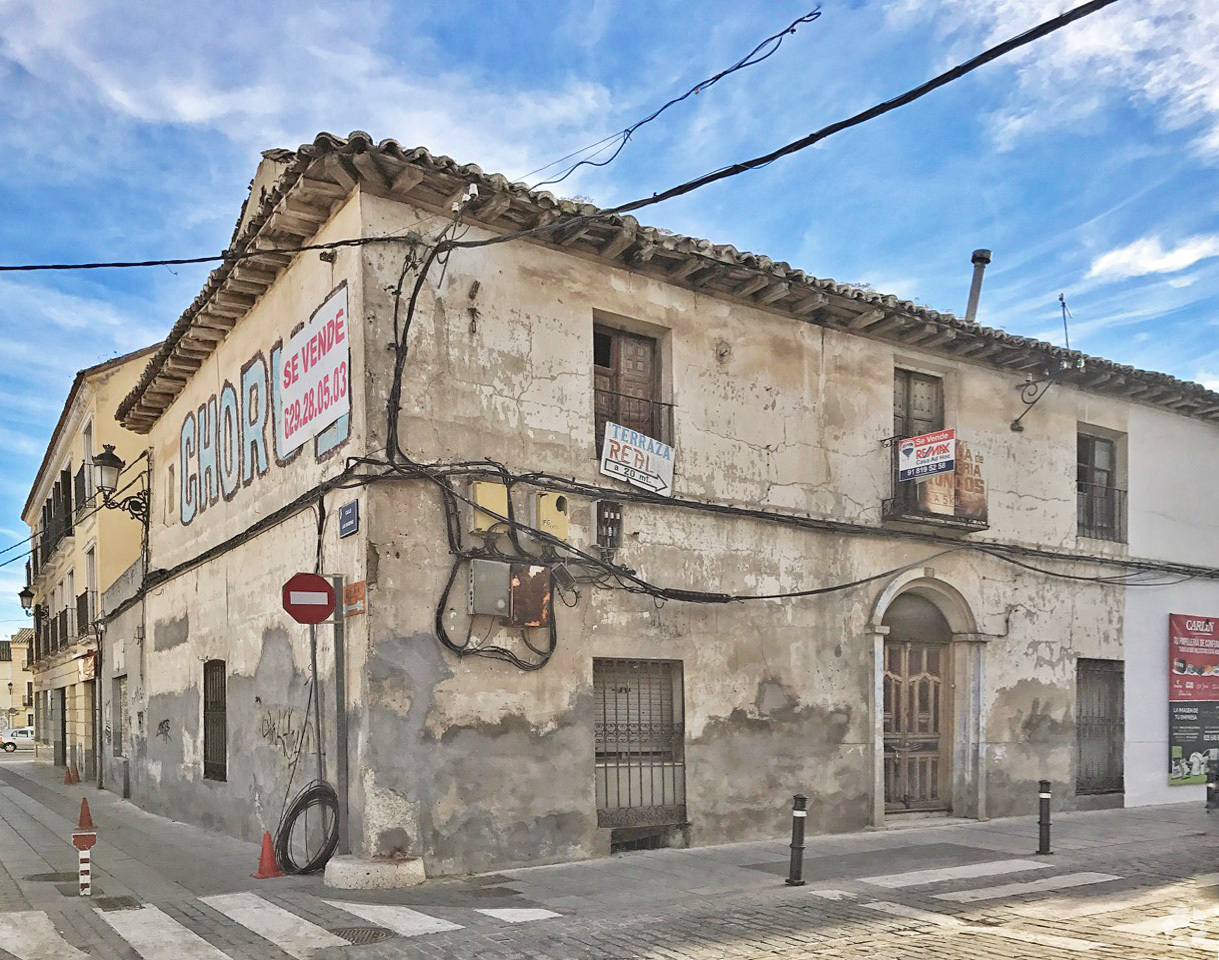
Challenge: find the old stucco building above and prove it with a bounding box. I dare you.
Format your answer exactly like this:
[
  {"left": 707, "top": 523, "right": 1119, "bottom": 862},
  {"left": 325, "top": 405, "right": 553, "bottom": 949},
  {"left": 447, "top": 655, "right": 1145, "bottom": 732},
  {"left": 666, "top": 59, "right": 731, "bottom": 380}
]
[
  {"left": 21, "top": 346, "right": 158, "bottom": 779},
  {"left": 95, "top": 132, "right": 1219, "bottom": 877}
]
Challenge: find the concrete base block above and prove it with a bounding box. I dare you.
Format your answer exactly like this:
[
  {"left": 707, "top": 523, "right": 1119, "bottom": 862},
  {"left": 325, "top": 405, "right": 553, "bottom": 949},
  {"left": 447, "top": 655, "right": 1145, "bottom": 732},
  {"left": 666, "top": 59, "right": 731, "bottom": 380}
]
[{"left": 324, "top": 855, "right": 427, "bottom": 889}]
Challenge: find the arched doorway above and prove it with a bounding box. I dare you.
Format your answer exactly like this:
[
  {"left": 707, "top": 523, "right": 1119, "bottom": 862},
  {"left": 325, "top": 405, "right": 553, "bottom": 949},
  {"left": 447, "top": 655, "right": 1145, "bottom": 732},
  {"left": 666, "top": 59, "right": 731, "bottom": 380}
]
[{"left": 882, "top": 594, "right": 953, "bottom": 812}]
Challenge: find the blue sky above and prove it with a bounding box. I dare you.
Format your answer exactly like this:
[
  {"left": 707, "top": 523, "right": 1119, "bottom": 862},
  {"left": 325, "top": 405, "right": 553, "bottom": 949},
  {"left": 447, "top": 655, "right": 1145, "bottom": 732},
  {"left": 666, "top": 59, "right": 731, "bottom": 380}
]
[{"left": 0, "top": 0, "right": 1216, "bottom": 626}]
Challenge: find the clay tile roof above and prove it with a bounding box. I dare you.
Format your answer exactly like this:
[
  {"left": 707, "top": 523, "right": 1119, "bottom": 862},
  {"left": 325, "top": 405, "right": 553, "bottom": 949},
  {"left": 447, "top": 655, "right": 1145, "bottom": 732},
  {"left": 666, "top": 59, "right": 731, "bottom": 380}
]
[{"left": 115, "top": 130, "right": 1219, "bottom": 431}]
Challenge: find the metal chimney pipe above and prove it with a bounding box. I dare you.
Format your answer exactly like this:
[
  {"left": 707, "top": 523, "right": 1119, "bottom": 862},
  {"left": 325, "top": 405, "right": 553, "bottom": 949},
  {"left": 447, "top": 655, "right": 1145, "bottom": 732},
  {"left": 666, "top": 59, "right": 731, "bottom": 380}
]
[{"left": 964, "top": 249, "right": 992, "bottom": 323}]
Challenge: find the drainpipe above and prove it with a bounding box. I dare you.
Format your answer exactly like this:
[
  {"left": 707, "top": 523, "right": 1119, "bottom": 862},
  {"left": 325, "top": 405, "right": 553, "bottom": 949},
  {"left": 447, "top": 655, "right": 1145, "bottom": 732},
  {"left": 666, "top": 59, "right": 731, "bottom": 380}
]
[{"left": 963, "top": 249, "right": 992, "bottom": 323}]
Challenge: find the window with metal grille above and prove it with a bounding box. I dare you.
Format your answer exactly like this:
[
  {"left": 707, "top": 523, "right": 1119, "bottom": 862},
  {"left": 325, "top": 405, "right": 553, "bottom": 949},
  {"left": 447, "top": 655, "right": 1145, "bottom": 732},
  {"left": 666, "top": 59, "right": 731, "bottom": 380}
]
[
  {"left": 1077, "top": 433, "right": 1126, "bottom": 542},
  {"left": 593, "top": 326, "right": 669, "bottom": 452},
  {"left": 202, "top": 660, "right": 227, "bottom": 781},
  {"left": 593, "top": 658, "right": 686, "bottom": 828},
  {"left": 1076, "top": 658, "right": 1124, "bottom": 795}
]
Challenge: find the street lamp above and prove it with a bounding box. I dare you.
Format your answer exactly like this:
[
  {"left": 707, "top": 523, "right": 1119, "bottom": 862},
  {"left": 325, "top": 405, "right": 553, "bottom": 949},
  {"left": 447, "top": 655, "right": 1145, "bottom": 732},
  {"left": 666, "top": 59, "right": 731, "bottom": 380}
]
[
  {"left": 93, "top": 444, "right": 124, "bottom": 496},
  {"left": 18, "top": 585, "right": 34, "bottom": 616},
  {"left": 92, "top": 445, "right": 148, "bottom": 523}
]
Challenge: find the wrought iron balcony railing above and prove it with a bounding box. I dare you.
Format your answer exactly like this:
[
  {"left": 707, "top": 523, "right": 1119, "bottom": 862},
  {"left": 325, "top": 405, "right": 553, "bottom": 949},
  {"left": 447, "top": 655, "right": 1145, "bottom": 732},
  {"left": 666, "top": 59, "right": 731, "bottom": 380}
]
[{"left": 1077, "top": 482, "right": 1127, "bottom": 543}]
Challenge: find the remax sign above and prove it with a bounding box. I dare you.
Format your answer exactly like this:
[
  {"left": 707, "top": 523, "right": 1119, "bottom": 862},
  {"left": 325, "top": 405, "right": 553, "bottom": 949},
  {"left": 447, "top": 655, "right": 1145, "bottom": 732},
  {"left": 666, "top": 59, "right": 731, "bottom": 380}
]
[{"left": 898, "top": 429, "right": 956, "bottom": 482}]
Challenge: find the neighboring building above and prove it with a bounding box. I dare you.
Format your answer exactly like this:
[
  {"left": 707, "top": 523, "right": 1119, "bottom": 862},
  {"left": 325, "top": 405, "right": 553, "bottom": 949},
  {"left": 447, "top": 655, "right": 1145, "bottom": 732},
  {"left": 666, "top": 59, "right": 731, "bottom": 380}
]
[
  {"left": 21, "top": 345, "right": 159, "bottom": 779},
  {"left": 0, "top": 629, "right": 35, "bottom": 729},
  {"left": 102, "top": 132, "right": 1218, "bottom": 877}
]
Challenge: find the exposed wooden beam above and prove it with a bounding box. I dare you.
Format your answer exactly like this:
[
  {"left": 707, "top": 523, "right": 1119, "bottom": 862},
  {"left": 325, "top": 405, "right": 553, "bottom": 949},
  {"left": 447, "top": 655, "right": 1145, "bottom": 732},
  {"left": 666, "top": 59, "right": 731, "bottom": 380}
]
[
  {"left": 282, "top": 196, "right": 331, "bottom": 220},
  {"left": 325, "top": 155, "right": 359, "bottom": 192},
  {"left": 668, "top": 259, "right": 704, "bottom": 282},
  {"left": 601, "top": 227, "right": 636, "bottom": 260},
  {"left": 476, "top": 194, "right": 512, "bottom": 222},
  {"left": 791, "top": 292, "right": 827, "bottom": 316},
  {"left": 847, "top": 308, "right": 886, "bottom": 330},
  {"left": 918, "top": 330, "right": 958, "bottom": 349},
  {"left": 351, "top": 151, "right": 392, "bottom": 191},
  {"left": 733, "top": 275, "right": 770, "bottom": 299},
  {"left": 390, "top": 165, "right": 425, "bottom": 194},
  {"left": 758, "top": 281, "right": 791, "bottom": 305},
  {"left": 555, "top": 221, "right": 591, "bottom": 246},
  {"left": 631, "top": 240, "right": 658, "bottom": 264},
  {"left": 299, "top": 177, "right": 349, "bottom": 201}
]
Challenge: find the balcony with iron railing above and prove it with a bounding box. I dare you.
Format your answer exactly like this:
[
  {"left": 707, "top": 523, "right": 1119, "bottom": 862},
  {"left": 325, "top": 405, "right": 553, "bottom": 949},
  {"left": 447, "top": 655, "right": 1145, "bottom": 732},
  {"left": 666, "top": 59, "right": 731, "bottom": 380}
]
[
  {"left": 594, "top": 388, "right": 674, "bottom": 453},
  {"left": 1077, "top": 482, "right": 1127, "bottom": 543},
  {"left": 880, "top": 435, "right": 989, "bottom": 533}
]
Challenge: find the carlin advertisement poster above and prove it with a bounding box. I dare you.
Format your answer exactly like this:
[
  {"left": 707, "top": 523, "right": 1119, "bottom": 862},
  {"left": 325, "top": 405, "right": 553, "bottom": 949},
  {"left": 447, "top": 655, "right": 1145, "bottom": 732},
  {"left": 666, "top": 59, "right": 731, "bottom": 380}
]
[{"left": 1168, "top": 613, "right": 1219, "bottom": 785}]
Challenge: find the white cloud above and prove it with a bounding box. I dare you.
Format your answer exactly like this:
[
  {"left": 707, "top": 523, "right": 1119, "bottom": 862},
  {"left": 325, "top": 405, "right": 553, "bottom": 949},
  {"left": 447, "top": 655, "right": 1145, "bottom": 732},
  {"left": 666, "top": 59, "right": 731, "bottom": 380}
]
[
  {"left": 894, "top": 1, "right": 1219, "bottom": 159},
  {"left": 1196, "top": 371, "right": 1219, "bottom": 391},
  {"left": 1087, "top": 234, "right": 1219, "bottom": 281}
]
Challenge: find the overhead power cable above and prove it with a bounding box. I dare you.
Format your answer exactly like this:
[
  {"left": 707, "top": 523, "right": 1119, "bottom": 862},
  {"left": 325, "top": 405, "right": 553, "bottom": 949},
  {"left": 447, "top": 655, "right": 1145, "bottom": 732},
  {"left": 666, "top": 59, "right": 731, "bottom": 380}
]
[
  {"left": 528, "top": 7, "right": 822, "bottom": 189},
  {"left": 0, "top": 0, "right": 1118, "bottom": 275}
]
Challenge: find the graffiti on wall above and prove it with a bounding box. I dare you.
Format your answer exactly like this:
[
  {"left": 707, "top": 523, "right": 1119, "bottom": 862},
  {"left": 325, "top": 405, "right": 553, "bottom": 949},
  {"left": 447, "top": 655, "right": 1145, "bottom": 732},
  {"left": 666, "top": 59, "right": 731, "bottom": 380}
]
[
  {"left": 156, "top": 719, "right": 172, "bottom": 742},
  {"left": 260, "top": 707, "right": 313, "bottom": 760},
  {"left": 178, "top": 282, "right": 350, "bottom": 525}
]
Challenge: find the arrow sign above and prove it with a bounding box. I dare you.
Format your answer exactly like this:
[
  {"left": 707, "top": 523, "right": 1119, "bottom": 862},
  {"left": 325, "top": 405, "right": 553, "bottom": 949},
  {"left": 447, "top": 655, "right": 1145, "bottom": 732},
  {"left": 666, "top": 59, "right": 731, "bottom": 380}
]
[
  {"left": 282, "top": 573, "right": 336, "bottom": 624},
  {"left": 599, "top": 422, "right": 675, "bottom": 497}
]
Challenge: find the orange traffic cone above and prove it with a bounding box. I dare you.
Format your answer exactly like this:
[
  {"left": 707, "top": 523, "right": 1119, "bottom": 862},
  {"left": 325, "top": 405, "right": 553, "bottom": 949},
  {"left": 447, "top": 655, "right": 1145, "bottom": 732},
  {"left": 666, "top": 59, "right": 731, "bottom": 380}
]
[
  {"left": 251, "top": 831, "right": 284, "bottom": 879},
  {"left": 69, "top": 764, "right": 80, "bottom": 784},
  {"left": 63, "top": 765, "right": 73, "bottom": 785},
  {"left": 77, "top": 798, "right": 94, "bottom": 831}
]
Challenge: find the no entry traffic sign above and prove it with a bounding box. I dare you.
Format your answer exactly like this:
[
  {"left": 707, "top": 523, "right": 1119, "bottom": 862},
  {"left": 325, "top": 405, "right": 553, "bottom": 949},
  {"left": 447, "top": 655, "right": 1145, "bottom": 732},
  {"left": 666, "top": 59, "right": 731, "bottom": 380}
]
[{"left": 282, "top": 573, "right": 336, "bottom": 624}]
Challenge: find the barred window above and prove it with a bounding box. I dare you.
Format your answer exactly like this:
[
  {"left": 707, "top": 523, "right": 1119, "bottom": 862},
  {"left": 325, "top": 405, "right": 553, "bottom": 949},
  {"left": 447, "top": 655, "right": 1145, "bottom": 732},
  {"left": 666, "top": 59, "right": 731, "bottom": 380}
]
[{"left": 202, "top": 660, "right": 227, "bottom": 781}]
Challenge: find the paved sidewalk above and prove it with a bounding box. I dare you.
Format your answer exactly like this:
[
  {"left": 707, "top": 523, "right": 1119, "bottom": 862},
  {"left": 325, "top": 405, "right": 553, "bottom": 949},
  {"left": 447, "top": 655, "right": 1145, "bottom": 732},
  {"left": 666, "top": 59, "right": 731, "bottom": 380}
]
[{"left": 4, "top": 754, "right": 1219, "bottom": 959}]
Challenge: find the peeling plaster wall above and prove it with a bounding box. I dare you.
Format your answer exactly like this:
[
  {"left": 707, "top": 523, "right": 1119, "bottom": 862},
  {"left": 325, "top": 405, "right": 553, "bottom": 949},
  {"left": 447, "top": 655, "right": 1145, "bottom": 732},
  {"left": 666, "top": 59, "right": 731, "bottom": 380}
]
[
  {"left": 128, "top": 184, "right": 1218, "bottom": 872},
  {"left": 350, "top": 191, "right": 1215, "bottom": 873},
  {"left": 134, "top": 193, "right": 371, "bottom": 844}
]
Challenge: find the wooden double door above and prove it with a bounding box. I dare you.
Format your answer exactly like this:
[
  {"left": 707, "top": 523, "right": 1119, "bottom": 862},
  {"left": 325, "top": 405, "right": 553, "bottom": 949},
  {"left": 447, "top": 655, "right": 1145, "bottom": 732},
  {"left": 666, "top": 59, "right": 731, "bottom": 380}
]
[{"left": 883, "top": 640, "right": 950, "bottom": 812}]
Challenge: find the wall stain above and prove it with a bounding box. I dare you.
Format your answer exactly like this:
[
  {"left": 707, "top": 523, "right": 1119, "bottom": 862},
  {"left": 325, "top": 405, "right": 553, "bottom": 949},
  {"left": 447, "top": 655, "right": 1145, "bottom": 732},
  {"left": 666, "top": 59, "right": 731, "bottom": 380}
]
[{"left": 153, "top": 615, "right": 189, "bottom": 652}]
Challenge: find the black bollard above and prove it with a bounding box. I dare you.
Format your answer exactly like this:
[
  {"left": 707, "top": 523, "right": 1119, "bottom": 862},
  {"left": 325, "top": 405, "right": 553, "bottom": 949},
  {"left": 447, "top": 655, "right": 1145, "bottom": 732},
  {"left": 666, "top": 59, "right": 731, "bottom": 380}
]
[
  {"left": 1036, "top": 780, "right": 1052, "bottom": 855},
  {"left": 786, "top": 794, "right": 808, "bottom": 886}
]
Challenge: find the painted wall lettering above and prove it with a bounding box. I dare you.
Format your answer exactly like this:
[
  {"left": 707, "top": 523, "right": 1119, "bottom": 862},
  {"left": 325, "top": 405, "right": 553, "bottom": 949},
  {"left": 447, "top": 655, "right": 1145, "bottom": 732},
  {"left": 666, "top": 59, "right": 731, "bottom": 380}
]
[{"left": 178, "top": 284, "right": 351, "bottom": 525}]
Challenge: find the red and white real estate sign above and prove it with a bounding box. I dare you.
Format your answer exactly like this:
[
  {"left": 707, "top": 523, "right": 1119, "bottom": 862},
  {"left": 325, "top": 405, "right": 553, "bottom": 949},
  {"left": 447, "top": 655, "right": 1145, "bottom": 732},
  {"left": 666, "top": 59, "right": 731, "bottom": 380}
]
[
  {"left": 898, "top": 429, "right": 956, "bottom": 482},
  {"left": 279, "top": 286, "right": 350, "bottom": 453}
]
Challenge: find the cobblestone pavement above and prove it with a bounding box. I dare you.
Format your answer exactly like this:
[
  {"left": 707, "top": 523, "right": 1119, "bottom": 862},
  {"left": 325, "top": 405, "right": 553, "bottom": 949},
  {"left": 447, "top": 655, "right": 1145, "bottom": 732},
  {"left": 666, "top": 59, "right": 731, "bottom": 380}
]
[{"left": 4, "top": 755, "right": 1219, "bottom": 959}]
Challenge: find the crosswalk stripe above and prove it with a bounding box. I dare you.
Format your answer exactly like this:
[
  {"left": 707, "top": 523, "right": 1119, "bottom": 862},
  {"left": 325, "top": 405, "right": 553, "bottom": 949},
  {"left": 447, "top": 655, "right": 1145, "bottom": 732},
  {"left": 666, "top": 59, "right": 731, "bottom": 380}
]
[
  {"left": 935, "top": 871, "right": 1121, "bottom": 903},
  {"left": 1195, "top": 872, "right": 1219, "bottom": 886},
  {"left": 859, "top": 900, "right": 961, "bottom": 927},
  {"left": 860, "top": 858, "right": 1053, "bottom": 888},
  {"left": 475, "top": 908, "right": 561, "bottom": 923},
  {"left": 201, "top": 892, "right": 348, "bottom": 958},
  {"left": 0, "top": 911, "right": 89, "bottom": 960},
  {"left": 323, "top": 900, "right": 463, "bottom": 937},
  {"left": 1116, "top": 902, "right": 1219, "bottom": 936},
  {"left": 1012, "top": 885, "right": 1181, "bottom": 919},
  {"left": 96, "top": 904, "right": 229, "bottom": 960}
]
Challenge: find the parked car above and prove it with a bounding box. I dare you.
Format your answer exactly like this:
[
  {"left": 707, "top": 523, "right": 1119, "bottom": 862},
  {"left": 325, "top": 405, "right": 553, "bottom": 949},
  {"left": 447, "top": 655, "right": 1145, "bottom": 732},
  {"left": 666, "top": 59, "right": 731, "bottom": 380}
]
[{"left": 1, "top": 727, "right": 35, "bottom": 752}]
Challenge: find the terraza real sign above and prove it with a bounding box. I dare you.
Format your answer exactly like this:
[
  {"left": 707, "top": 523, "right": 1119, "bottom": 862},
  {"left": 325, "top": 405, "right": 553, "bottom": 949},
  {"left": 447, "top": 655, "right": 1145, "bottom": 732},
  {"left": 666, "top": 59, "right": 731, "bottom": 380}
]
[
  {"left": 278, "top": 286, "right": 350, "bottom": 453},
  {"left": 898, "top": 429, "right": 956, "bottom": 482},
  {"left": 599, "top": 422, "right": 674, "bottom": 497}
]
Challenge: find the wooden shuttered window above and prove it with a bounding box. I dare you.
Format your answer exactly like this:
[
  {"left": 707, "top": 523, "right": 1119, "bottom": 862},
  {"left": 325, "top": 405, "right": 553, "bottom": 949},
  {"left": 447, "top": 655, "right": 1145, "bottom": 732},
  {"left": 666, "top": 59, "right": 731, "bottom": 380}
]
[
  {"left": 594, "top": 326, "right": 661, "bottom": 451},
  {"left": 893, "top": 369, "right": 944, "bottom": 439}
]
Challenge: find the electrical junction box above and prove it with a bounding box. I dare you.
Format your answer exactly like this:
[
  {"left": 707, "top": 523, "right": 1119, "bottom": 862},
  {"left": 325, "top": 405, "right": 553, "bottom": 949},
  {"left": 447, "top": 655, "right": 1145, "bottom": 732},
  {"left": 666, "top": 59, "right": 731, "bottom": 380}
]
[
  {"left": 594, "top": 500, "right": 623, "bottom": 550},
  {"left": 469, "top": 559, "right": 511, "bottom": 616},
  {"left": 469, "top": 481, "right": 509, "bottom": 534},
  {"left": 508, "top": 563, "right": 551, "bottom": 628},
  {"left": 530, "top": 492, "right": 569, "bottom": 542}
]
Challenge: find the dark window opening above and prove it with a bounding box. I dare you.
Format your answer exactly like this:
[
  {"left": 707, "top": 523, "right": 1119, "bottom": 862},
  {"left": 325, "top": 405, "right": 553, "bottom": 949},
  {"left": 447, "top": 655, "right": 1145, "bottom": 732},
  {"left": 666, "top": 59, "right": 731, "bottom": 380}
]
[
  {"left": 593, "top": 325, "right": 667, "bottom": 451},
  {"left": 202, "top": 660, "right": 227, "bottom": 781},
  {"left": 1077, "top": 433, "right": 1126, "bottom": 542}
]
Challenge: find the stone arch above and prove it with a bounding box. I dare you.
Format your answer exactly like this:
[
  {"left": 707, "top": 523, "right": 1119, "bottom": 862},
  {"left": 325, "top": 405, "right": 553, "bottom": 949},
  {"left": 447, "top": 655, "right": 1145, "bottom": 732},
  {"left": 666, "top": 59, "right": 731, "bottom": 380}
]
[{"left": 870, "top": 566, "right": 978, "bottom": 636}]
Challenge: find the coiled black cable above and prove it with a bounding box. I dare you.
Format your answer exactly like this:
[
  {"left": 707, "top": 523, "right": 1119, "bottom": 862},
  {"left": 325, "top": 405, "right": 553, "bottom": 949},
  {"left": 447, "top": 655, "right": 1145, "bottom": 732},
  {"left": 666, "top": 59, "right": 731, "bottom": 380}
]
[{"left": 274, "top": 779, "right": 340, "bottom": 874}]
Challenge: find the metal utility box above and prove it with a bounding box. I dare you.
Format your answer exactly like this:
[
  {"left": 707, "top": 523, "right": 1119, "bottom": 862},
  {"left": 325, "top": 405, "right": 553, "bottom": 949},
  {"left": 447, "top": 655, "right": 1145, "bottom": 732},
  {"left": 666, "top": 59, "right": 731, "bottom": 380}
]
[
  {"left": 508, "top": 563, "right": 551, "bottom": 627},
  {"left": 469, "top": 481, "right": 510, "bottom": 534},
  {"left": 594, "top": 500, "right": 623, "bottom": 550},
  {"left": 531, "top": 492, "right": 570, "bottom": 542},
  {"left": 469, "top": 559, "right": 511, "bottom": 616}
]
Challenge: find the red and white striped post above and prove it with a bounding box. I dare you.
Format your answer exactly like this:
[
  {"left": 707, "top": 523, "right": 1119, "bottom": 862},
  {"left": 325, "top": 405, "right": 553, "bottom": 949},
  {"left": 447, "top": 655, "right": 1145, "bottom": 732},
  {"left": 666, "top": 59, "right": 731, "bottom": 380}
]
[{"left": 71, "top": 798, "right": 97, "bottom": 897}]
